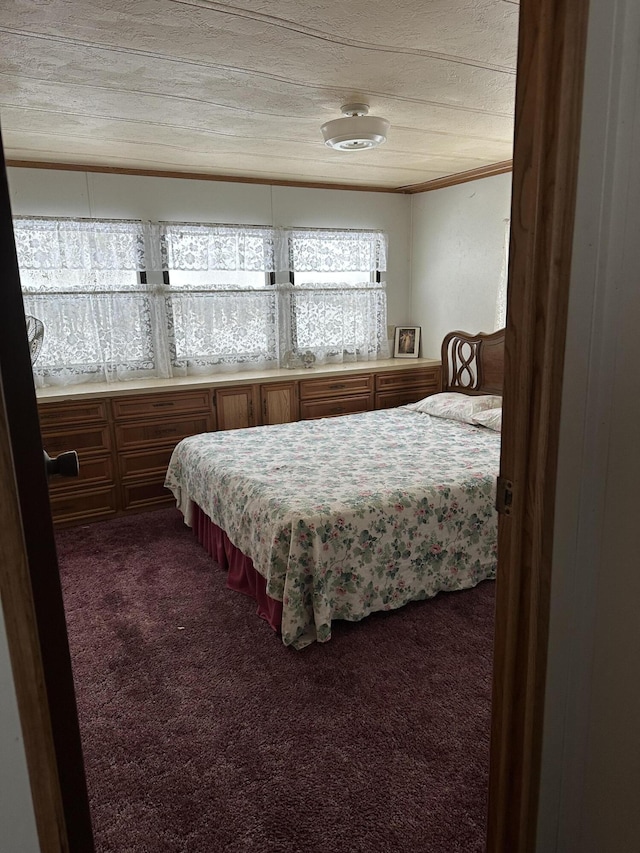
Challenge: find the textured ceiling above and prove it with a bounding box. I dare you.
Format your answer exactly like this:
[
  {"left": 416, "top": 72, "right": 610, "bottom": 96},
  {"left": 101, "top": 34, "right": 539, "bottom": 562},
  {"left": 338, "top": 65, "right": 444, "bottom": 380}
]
[{"left": 0, "top": 0, "right": 519, "bottom": 190}]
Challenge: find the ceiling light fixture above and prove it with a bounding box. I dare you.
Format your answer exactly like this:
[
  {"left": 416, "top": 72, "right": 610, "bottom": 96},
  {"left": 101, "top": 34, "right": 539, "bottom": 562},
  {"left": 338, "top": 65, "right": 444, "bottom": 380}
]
[{"left": 321, "top": 103, "right": 389, "bottom": 151}]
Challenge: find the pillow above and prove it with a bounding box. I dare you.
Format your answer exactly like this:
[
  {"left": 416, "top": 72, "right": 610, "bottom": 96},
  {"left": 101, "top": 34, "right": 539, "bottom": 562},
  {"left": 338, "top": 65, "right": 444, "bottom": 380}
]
[
  {"left": 406, "top": 392, "right": 502, "bottom": 424},
  {"left": 471, "top": 407, "right": 503, "bottom": 432}
]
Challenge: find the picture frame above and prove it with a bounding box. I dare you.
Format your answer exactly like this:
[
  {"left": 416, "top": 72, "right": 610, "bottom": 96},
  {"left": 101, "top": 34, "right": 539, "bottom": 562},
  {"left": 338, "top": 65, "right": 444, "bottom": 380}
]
[{"left": 393, "top": 326, "right": 421, "bottom": 358}]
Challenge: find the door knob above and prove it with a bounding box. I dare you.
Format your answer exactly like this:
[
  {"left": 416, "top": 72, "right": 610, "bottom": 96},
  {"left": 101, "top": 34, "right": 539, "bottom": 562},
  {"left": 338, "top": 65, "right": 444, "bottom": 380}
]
[{"left": 44, "top": 449, "right": 79, "bottom": 479}]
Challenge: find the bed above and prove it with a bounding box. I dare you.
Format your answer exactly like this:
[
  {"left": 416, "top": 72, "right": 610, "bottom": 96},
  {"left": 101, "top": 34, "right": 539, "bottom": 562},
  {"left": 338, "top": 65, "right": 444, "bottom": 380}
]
[{"left": 165, "top": 329, "right": 505, "bottom": 649}]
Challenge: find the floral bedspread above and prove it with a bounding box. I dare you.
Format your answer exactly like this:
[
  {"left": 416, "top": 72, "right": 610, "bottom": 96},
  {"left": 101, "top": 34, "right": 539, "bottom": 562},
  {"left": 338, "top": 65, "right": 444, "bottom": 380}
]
[{"left": 165, "top": 408, "right": 501, "bottom": 649}]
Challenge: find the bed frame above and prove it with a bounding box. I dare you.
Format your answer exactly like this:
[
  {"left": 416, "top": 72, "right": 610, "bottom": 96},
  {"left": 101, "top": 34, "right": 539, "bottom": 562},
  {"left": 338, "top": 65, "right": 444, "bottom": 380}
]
[{"left": 441, "top": 329, "right": 505, "bottom": 396}]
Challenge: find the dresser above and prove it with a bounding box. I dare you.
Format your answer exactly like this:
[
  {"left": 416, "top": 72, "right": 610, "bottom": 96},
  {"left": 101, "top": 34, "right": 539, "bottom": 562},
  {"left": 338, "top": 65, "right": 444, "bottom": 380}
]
[{"left": 38, "top": 359, "right": 441, "bottom": 527}]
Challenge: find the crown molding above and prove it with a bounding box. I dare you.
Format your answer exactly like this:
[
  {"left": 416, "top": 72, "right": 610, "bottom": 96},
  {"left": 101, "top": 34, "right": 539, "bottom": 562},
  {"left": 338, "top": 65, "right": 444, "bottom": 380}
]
[
  {"left": 401, "top": 160, "right": 513, "bottom": 193},
  {"left": 5, "top": 158, "right": 513, "bottom": 194},
  {"left": 4, "top": 160, "right": 401, "bottom": 194}
]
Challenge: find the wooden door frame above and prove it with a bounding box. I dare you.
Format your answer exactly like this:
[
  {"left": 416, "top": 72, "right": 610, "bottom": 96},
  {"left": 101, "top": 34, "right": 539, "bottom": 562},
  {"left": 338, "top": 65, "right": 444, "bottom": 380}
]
[
  {"left": 0, "top": 0, "right": 591, "bottom": 849},
  {"left": 0, "top": 141, "right": 94, "bottom": 851},
  {"left": 487, "top": 0, "right": 591, "bottom": 850}
]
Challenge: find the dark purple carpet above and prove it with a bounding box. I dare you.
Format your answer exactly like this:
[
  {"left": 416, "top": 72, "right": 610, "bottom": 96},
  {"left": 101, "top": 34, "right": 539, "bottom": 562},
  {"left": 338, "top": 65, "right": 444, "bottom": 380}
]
[{"left": 56, "top": 508, "right": 495, "bottom": 853}]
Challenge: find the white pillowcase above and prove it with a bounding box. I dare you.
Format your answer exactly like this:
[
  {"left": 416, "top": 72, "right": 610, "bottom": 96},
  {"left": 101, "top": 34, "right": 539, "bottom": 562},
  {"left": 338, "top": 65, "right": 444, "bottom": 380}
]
[
  {"left": 407, "top": 392, "right": 502, "bottom": 424},
  {"left": 471, "top": 407, "right": 502, "bottom": 432}
]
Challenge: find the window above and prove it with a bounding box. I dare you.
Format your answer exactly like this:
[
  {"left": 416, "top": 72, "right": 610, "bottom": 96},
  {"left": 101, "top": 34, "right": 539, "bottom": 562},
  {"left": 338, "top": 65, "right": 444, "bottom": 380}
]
[
  {"left": 284, "top": 229, "right": 388, "bottom": 362},
  {"left": 160, "top": 223, "right": 278, "bottom": 373},
  {"left": 14, "top": 217, "right": 389, "bottom": 387},
  {"left": 14, "top": 217, "right": 153, "bottom": 385}
]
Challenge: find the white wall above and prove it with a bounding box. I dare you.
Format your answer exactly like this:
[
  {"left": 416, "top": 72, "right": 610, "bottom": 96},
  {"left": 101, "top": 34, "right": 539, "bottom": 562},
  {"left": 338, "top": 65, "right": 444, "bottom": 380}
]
[
  {"left": 0, "top": 606, "right": 40, "bottom": 853},
  {"left": 537, "top": 1, "right": 640, "bottom": 851},
  {"left": 410, "top": 173, "right": 512, "bottom": 357},
  {"left": 6, "top": 169, "right": 412, "bottom": 330},
  {"left": 6, "top": 166, "right": 519, "bottom": 362}
]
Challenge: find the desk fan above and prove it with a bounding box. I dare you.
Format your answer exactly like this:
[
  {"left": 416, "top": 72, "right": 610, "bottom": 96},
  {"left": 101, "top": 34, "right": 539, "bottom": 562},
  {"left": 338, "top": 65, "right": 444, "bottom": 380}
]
[{"left": 25, "top": 314, "right": 80, "bottom": 479}]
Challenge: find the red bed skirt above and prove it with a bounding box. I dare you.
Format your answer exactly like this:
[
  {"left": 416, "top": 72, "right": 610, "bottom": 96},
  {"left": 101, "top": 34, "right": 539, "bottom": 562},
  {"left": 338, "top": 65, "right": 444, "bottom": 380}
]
[{"left": 191, "top": 503, "right": 283, "bottom": 633}]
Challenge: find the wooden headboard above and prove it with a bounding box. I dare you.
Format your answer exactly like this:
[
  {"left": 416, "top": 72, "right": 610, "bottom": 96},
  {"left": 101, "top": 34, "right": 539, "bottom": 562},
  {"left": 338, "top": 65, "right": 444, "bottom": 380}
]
[{"left": 441, "top": 329, "right": 505, "bottom": 396}]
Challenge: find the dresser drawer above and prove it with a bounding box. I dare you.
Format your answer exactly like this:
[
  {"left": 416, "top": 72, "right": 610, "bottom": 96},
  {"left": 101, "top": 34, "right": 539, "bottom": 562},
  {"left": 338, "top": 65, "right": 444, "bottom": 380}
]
[
  {"left": 119, "top": 446, "right": 176, "bottom": 480},
  {"left": 49, "top": 485, "right": 118, "bottom": 525},
  {"left": 375, "top": 367, "right": 440, "bottom": 392},
  {"left": 114, "top": 414, "right": 211, "bottom": 451},
  {"left": 112, "top": 390, "right": 211, "bottom": 420},
  {"left": 41, "top": 423, "right": 112, "bottom": 457},
  {"left": 299, "top": 374, "right": 373, "bottom": 400},
  {"left": 300, "top": 394, "right": 373, "bottom": 420},
  {"left": 39, "top": 399, "right": 108, "bottom": 428},
  {"left": 122, "top": 478, "right": 175, "bottom": 512},
  {"left": 375, "top": 388, "right": 435, "bottom": 409},
  {"left": 48, "top": 454, "right": 113, "bottom": 491}
]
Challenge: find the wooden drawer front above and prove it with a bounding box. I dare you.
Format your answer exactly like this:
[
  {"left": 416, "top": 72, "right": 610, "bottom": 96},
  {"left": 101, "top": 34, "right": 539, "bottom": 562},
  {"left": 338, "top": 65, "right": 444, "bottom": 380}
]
[
  {"left": 112, "top": 390, "right": 211, "bottom": 420},
  {"left": 48, "top": 455, "right": 113, "bottom": 492},
  {"left": 299, "top": 374, "right": 373, "bottom": 400},
  {"left": 122, "top": 478, "right": 175, "bottom": 512},
  {"left": 375, "top": 367, "right": 440, "bottom": 392},
  {"left": 300, "top": 394, "right": 373, "bottom": 420},
  {"left": 115, "top": 415, "right": 210, "bottom": 451},
  {"left": 50, "top": 485, "right": 118, "bottom": 525},
  {"left": 39, "top": 399, "right": 108, "bottom": 428},
  {"left": 376, "top": 388, "right": 436, "bottom": 410},
  {"left": 120, "top": 446, "right": 176, "bottom": 481},
  {"left": 42, "top": 424, "right": 111, "bottom": 457}
]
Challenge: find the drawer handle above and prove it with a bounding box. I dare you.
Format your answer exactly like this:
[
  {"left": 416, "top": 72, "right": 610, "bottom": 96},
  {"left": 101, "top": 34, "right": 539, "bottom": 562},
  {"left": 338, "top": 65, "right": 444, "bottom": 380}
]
[
  {"left": 329, "top": 383, "right": 346, "bottom": 390},
  {"left": 151, "top": 401, "right": 174, "bottom": 408},
  {"left": 330, "top": 406, "right": 346, "bottom": 414}
]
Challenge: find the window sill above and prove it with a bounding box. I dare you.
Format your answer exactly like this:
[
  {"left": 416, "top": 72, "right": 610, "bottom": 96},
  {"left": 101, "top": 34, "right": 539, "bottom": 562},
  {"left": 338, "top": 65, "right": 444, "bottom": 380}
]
[{"left": 35, "top": 357, "right": 440, "bottom": 402}]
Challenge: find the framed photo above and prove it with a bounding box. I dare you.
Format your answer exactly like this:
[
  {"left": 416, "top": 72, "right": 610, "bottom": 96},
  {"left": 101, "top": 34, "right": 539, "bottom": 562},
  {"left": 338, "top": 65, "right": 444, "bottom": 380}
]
[{"left": 393, "top": 326, "right": 421, "bottom": 358}]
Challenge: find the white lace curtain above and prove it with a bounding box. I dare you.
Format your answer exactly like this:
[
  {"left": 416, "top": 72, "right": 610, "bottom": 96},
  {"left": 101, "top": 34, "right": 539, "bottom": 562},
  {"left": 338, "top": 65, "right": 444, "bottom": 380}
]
[
  {"left": 281, "top": 229, "right": 389, "bottom": 366},
  {"left": 288, "top": 228, "right": 387, "bottom": 272},
  {"left": 15, "top": 218, "right": 389, "bottom": 386},
  {"left": 13, "top": 217, "right": 146, "bottom": 271},
  {"left": 161, "top": 222, "right": 275, "bottom": 271},
  {"left": 160, "top": 222, "right": 278, "bottom": 374},
  {"left": 14, "top": 217, "right": 162, "bottom": 386}
]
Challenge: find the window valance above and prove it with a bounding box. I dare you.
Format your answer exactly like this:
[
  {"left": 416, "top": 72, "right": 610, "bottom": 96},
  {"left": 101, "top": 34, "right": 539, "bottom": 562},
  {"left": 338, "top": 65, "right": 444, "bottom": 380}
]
[{"left": 13, "top": 217, "right": 146, "bottom": 272}]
